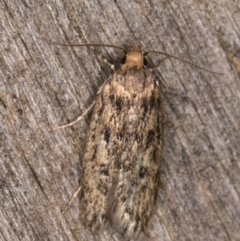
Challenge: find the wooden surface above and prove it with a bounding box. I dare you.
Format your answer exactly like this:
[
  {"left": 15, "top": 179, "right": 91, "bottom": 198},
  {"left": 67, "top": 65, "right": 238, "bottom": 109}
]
[{"left": 0, "top": 0, "right": 239, "bottom": 240}]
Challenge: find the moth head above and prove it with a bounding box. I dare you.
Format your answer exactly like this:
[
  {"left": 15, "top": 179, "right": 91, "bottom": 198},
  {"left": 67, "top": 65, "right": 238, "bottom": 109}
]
[{"left": 123, "top": 45, "right": 147, "bottom": 68}]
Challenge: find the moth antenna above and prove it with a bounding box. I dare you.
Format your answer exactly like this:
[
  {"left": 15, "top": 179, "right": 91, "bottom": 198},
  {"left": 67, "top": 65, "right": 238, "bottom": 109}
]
[
  {"left": 144, "top": 50, "right": 223, "bottom": 75},
  {"left": 52, "top": 41, "right": 127, "bottom": 53}
]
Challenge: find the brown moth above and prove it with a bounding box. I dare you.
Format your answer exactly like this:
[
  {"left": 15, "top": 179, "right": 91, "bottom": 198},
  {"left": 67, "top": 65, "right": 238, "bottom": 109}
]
[
  {"left": 80, "top": 46, "right": 162, "bottom": 239},
  {"left": 55, "top": 42, "right": 222, "bottom": 240}
]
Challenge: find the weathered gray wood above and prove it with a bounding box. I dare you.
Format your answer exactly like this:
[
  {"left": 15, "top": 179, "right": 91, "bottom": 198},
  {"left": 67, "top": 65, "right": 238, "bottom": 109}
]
[{"left": 0, "top": 0, "right": 239, "bottom": 240}]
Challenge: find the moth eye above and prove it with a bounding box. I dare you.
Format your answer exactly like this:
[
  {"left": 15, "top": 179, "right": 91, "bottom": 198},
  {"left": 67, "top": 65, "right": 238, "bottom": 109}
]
[
  {"left": 144, "top": 58, "right": 148, "bottom": 66},
  {"left": 121, "top": 56, "right": 126, "bottom": 64}
]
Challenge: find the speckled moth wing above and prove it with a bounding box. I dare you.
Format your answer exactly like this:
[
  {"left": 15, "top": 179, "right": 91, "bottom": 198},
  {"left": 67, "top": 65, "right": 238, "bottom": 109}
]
[
  {"left": 107, "top": 68, "right": 163, "bottom": 239},
  {"left": 79, "top": 64, "right": 163, "bottom": 239}
]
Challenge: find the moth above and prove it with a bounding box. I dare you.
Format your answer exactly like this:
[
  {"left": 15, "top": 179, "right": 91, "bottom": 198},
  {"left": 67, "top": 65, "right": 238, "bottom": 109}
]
[{"left": 55, "top": 42, "right": 222, "bottom": 240}]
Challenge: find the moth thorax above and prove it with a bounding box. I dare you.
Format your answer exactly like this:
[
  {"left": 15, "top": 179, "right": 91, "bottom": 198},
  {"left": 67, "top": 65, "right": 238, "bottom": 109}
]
[{"left": 125, "top": 49, "right": 144, "bottom": 67}]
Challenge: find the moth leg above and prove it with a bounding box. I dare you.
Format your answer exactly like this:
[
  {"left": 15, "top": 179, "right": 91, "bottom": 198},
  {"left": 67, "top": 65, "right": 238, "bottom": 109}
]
[
  {"left": 61, "top": 186, "right": 82, "bottom": 214},
  {"left": 96, "top": 53, "right": 116, "bottom": 71},
  {"left": 54, "top": 101, "right": 95, "bottom": 129},
  {"left": 55, "top": 75, "right": 112, "bottom": 130}
]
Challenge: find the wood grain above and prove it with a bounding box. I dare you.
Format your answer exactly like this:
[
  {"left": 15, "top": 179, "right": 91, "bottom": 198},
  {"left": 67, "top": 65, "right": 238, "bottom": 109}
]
[{"left": 0, "top": 0, "right": 239, "bottom": 240}]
